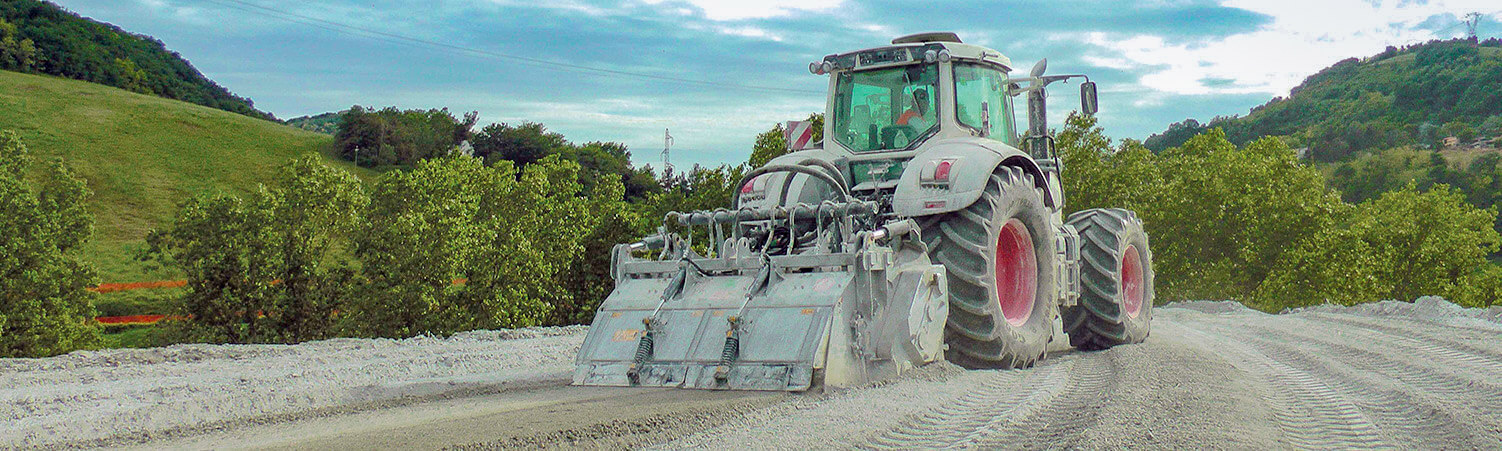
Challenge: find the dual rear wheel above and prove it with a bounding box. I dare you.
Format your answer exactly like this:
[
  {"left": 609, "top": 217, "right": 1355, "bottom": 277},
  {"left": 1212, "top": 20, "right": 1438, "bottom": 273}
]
[
  {"left": 921, "top": 167, "right": 1153, "bottom": 369},
  {"left": 1065, "top": 208, "right": 1154, "bottom": 350}
]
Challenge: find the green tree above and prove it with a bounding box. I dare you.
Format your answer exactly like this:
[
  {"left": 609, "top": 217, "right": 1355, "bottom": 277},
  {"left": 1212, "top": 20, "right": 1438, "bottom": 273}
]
[
  {"left": 334, "top": 106, "right": 477, "bottom": 167},
  {"left": 1058, "top": 113, "right": 1161, "bottom": 214},
  {"left": 554, "top": 188, "right": 641, "bottom": 325},
  {"left": 111, "top": 58, "right": 149, "bottom": 94},
  {"left": 0, "top": 18, "right": 36, "bottom": 71},
  {"left": 0, "top": 131, "right": 100, "bottom": 357},
  {"left": 471, "top": 122, "right": 567, "bottom": 167},
  {"left": 148, "top": 156, "right": 367, "bottom": 343},
  {"left": 351, "top": 155, "right": 603, "bottom": 336},
  {"left": 748, "top": 113, "right": 823, "bottom": 168},
  {"left": 470, "top": 122, "right": 659, "bottom": 200},
  {"left": 1346, "top": 183, "right": 1500, "bottom": 303},
  {"left": 1255, "top": 228, "right": 1386, "bottom": 309},
  {"left": 1455, "top": 264, "right": 1502, "bottom": 308},
  {"left": 1152, "top": 132, "right": 1346, "bottom": 301}
]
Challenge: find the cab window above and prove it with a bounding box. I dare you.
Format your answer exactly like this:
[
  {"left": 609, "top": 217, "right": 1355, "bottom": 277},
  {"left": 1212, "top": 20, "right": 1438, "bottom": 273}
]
[
  {"left": 954, "top": 63, "right": 1015, "bottom": 144},
  {"left": 832, "top": 63, "right": 939, "bottom": 152}
]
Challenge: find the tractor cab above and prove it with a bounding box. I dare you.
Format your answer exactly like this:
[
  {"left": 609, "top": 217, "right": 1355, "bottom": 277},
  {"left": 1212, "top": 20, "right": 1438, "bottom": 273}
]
[
  {"left": 813, "top": 32, "right": 1023, "bottom": 156},
  {"left": 791, "top": 32, "right": 1098, "bottom": 220}
]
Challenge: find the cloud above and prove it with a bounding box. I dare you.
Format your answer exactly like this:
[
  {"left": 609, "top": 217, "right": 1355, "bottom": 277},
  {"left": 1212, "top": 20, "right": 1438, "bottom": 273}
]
[
  {"left": 68, "top": 0, "right": 1502, "bottom": 162},
  {"left": 645, "top": 0, "right": 844, "bottom": 21},
  {"left": 1080, "top": 0, "right": 1501, "bottom": 96}
]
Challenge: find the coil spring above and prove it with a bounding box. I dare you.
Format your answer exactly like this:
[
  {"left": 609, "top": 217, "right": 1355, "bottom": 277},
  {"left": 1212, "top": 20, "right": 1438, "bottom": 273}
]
[
  {"left": 719, "top": 334, "right": 740, "bottom": 365},
  {"left": 714, "top": 333, "right": 740, "bottom": 382},
  {"left": 633, "top": 331, "right": 655, "bottom": 366}
]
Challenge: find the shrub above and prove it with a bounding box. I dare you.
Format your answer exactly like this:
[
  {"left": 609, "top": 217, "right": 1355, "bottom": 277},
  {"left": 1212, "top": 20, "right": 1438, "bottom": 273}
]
[
  {"left": 1346, "top": 184, "right": 1500, "bottom": 303},
  {"left": 0, "top": 131, "right": 100, "bottom": 357},
  {"left": 351, "top": 155, "right": 606, "bottom": 336},
  {"left": 148, "top": 156, "right": 366, "bottom": 343}
]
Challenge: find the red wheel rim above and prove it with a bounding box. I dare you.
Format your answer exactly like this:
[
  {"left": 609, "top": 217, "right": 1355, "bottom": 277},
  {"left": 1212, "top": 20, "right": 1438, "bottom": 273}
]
[
  {"left": 1121, "top": 245, "right": 1145, "bottom": 318},
  {"left": 995, "top": 219, "right": 1037, "bottom": 327}
]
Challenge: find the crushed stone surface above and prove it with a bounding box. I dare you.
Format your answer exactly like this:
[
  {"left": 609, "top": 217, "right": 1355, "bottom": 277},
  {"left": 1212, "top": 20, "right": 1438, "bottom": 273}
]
[
  {"left": 6, "top": 298, "right": 1502, "bottom": 449},
  {"left": 0, "top": 326, "right": 586, "bottom": 448}
]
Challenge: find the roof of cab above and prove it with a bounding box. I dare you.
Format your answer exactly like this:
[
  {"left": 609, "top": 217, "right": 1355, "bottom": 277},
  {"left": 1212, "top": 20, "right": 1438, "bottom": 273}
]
[{"left": 834, "top": 33, "right": 1012, "bottom": 70}]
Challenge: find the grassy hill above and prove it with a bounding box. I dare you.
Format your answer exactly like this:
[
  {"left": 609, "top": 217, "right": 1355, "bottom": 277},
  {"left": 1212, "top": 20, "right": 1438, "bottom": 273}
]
[
  {"left": 1146, "top": 39, "right": 1502, "bottom": 161},
  {"left": 0, "top": 69, "right": 370, "bottom": 284},
  {"left": 1, "top": 0, "right": 274, "bottom": 120}
]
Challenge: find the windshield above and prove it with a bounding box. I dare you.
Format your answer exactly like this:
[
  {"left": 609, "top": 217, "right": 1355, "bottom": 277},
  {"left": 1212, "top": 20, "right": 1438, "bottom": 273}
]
[{"left": 832, "top": 63, "right": 939, "bottom": 152}]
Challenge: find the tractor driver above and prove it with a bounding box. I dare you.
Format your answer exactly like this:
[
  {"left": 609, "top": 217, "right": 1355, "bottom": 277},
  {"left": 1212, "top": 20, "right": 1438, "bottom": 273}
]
[{"left": 896, "top": 88, "right": 933, "bottom": 132}]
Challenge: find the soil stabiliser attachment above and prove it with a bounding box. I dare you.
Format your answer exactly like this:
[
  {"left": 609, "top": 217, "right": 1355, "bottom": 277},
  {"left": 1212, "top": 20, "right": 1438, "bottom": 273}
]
[{"left": 575, "top": 32, "right": 1153, "bottom": 391}]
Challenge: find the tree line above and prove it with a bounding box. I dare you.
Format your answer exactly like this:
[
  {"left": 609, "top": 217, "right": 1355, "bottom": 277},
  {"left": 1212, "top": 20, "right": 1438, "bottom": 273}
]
[
  {"left": 1331, "top": 148, "right": 1502, "bottom": 255},
  {"left": 1145, "top": 38, "right": 1502, "bottom": 162},
  {"left": 6, "top": 109, "right": 1498, "bottom": 357},
  {"left": 0, "top": 110, "right": 752, "bottom": 356},
  {"left": 1064, "top": 114, "right": 1501, "bottom": 311}
]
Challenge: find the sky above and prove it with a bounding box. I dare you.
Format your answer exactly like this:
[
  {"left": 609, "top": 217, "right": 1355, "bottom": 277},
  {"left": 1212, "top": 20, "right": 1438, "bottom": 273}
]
[{"left": 52, "top": 0, "right": 1502, "bottom": 168}]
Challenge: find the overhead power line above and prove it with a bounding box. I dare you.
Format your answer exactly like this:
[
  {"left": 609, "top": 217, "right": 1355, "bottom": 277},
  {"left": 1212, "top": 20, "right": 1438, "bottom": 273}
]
[{"left": 194, "top": 0, "right": 821, "bottom": 95}]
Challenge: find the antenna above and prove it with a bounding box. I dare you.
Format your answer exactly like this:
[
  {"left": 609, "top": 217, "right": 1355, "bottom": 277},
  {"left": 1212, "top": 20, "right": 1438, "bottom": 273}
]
[
  {"left": 661, "top": 128, "right": 674, "bottom": 173},
  {"left": 1465, "top": 12, "right": 1482, "bottom": 40}
]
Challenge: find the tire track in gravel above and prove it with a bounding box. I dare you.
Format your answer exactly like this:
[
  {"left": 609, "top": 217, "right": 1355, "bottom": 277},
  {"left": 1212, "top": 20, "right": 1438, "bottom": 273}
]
[
  {"left": 975, "top": 354, "right": 1117, "bottom": 449},
  {"left": 860, "top": 363, "right": 1063, "bottom": 449},
  {"left": 1279, "top": 315, "right": 1502, "bottom": 389},
  {"left": 1296, "top": 313, "right": 1502, "bottom": 367},
  {"left": 862, "top": 352, "right": 1118, "bottom": 449},
  {"left": 1256, "top": 315, "right": 1502, "bottom": 445},
  {"left": 1174, "top": 322, "right": 1391, "bottom": 450},
  {"left": 1199, "top": 320, "right": 1494, "bottom": 449}
]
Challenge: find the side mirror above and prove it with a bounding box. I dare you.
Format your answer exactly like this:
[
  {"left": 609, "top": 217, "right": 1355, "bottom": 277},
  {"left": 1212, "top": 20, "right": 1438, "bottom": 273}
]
[{"left": 1080, "top": 81, "right": 1099, "bottom": 115}]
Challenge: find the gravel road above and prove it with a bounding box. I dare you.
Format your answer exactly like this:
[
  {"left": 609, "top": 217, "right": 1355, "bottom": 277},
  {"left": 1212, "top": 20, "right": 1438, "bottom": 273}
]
[{"left": 5, "top": 297, "right": 1500, "bottom": 449}]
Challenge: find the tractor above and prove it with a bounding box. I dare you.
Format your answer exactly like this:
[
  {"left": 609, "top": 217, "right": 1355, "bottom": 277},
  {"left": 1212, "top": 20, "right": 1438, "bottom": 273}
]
[{"left": 574, "top": 32, "right": 1153, "bottom": 391}]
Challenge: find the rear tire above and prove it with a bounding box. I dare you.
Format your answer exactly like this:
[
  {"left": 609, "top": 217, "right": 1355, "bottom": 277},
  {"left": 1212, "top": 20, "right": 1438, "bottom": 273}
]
[
  {"left": 1064, "top": 208, "right": 1154, "bottom": 350},
  {"left": 919, "top": 167, "right": 1056, "bottom": 369}
]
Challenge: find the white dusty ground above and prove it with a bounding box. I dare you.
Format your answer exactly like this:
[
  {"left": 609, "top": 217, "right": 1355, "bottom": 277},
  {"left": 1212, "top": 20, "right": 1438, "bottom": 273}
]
[
  {"left": 4, "top": 297, "right": 1501, "bottom": 449},
  {"left": 0, "top": 327, "right": 586, "bottom": 448}
]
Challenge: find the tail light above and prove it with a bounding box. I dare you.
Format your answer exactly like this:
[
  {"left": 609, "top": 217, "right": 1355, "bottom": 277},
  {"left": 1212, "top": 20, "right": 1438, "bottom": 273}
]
[
  {"left": 920, "top": 159, "right": 955, "bottom": 186},
  {"left": 740, "top": 176, "right": 770, "bottom": 200}
]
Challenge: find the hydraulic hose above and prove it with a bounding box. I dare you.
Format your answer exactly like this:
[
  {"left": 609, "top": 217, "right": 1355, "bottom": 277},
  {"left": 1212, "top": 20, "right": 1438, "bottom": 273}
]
[{"left": 794, "top": 158, "right": 846, "bottom": 191}]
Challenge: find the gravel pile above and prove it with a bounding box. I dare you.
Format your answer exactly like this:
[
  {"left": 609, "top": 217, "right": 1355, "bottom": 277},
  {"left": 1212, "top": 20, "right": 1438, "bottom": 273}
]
[
  {"left": 1161, "top": 300, "right": 1258, "bottom": 315},
  {"left": 1292, "top": 296, "right": 1502, "bottom": 329}
]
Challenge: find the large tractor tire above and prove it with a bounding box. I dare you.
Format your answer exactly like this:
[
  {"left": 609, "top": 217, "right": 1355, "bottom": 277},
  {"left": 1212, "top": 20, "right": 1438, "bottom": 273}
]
[
  {"left": 1064, "top": 208, "right": 1154, "bottom": 350},
  {"left": 919, "top": 166, "right": 1057, "bottom": 369}
]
